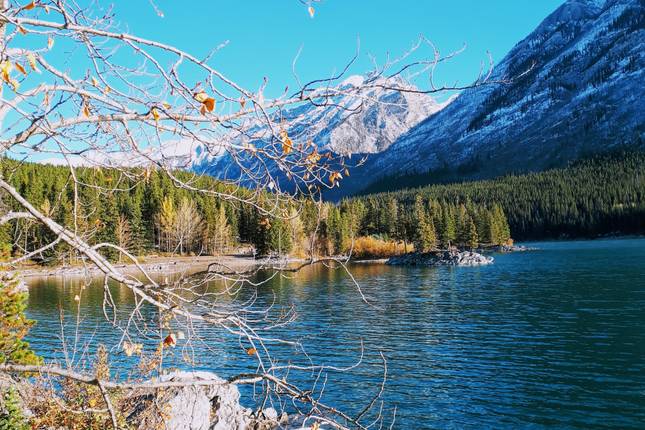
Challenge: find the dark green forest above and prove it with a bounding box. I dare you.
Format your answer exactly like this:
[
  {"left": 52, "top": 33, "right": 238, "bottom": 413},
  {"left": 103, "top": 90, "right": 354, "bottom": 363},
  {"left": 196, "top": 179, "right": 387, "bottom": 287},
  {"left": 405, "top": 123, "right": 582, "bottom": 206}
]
[
  {"left": 0, "top": 159, "right": 509, "bottom": 264},
  {"left": 1, "top": 151, "right": 641, "bottom": 265},
  {"left": 354, "top": 151, "right": 645, "bottom": 240}
]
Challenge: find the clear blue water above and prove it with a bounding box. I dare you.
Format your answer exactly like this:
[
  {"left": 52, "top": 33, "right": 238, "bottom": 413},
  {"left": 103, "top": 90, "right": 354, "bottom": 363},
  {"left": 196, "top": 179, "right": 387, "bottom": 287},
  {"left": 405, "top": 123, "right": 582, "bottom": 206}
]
[{"left": 25, "top": 238, "right": 645, "bottom": 429}]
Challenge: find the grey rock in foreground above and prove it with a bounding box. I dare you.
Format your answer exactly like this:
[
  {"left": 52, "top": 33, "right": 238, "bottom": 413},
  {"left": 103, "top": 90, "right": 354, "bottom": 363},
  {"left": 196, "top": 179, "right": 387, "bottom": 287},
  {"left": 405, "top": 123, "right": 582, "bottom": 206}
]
[
  {"left": 387, "top": 250, "right": 494, "bottom": 267},
  {"left": 125, "top": 371, "right": 285, "bottom": 430}
]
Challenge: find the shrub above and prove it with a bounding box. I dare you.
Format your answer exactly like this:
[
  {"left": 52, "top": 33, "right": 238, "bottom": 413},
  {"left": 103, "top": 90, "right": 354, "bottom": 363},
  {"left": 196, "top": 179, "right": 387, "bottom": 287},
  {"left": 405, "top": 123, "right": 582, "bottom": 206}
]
[
  {"left": 30, "top": 345, "right": 129, "bottom": 430},
  {"left": 0, "top": 387, "right": 29, "bottom": 430},
  {"left": 349, "top": 236, "right": 411, "bottom": 259},
  {"left": 0, "top": 243, "right": 11, "bottom": 261}
]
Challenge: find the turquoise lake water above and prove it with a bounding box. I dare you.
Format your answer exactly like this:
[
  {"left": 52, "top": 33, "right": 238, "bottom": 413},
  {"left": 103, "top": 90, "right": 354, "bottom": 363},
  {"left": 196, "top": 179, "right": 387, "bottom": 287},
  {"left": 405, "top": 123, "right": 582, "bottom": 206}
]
[{"left": 25, "top": 238, "right": 645, "bottom": 429}]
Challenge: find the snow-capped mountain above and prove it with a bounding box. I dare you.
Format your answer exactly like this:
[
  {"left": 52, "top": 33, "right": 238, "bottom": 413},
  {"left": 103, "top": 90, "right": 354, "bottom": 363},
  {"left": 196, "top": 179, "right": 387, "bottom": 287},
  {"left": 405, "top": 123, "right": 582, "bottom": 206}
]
[
  {"left": 191, "top": 76, "right": 448, "bottom": 182},
  {"left": 38, "top": 138, "right": 201, "bottom": 169},
  {"left": 339, "top": 0, "right": 644, "bottom": 196}
]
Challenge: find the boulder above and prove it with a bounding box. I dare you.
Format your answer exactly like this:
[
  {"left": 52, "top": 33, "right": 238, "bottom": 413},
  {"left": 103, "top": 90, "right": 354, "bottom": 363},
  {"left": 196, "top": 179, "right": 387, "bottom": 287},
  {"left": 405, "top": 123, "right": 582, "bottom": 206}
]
[{"left": 125, "top": 371, "right": 253, "bottom": 430}]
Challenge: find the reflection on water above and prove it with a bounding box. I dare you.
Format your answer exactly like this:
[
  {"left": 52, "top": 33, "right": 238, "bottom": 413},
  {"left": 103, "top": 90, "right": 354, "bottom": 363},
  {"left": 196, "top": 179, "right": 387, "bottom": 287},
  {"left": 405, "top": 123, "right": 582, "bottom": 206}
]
[{"left": 26, "top": 238, "right": 645, "bottom": 429}]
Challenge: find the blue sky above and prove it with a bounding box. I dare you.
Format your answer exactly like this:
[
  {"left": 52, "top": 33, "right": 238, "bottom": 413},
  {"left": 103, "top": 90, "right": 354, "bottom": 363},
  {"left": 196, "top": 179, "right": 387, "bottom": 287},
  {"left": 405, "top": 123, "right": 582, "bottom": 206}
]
[
  {"left": 6, "top": 0, "right": 565, "bottom": 164},
  {"left": 110, "top": 0, "right": 563, "bottom": 98}
]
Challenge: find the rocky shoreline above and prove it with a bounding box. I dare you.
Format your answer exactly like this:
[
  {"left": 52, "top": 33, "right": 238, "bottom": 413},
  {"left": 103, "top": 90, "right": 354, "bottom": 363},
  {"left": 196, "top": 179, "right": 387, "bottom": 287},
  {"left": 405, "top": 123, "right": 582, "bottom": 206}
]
[
  {"left": 387, "top": 250, "right": 494, "bottom": 267},
  {"left": 494, "top": 244, "right": 534, "bottom": 253},
  {"left": 12, "top": 255, "right": 305, "bottom": 279},
  {"left": 13, "top": 245, "right": 535, "bottom": 280},
  {"left": 1, "top": 370, "right": 324, "bottom": 430}
]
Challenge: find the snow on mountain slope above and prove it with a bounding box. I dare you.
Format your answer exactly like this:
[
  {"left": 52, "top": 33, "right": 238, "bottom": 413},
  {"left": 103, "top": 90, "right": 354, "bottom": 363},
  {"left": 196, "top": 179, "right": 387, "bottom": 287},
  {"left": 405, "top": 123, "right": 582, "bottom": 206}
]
[
  {"left": 191, "top": 76, "right": 447, "bottom": 182},
  {"left": 38, "top": 138, "right": 201, "bottom": 169},
  {"left": 342, "top": 0, "right": 644, "bottom": 196}
]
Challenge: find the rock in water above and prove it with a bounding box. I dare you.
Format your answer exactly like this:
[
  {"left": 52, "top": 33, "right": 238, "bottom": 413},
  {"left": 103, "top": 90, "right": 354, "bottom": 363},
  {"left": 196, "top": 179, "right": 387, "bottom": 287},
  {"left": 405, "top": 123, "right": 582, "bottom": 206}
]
[{"left": 387, "top": 250, "right": 493, "bottom": 267}]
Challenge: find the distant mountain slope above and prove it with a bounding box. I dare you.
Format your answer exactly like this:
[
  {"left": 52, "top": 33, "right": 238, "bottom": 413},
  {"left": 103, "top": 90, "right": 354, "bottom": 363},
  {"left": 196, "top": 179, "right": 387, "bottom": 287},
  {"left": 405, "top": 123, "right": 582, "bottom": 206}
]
[
  {"left": 340, "top": 0, "right": 644, "bottom": 197},
  {"left": 192, "top": 76, "right": 447, "bottom": 184}
]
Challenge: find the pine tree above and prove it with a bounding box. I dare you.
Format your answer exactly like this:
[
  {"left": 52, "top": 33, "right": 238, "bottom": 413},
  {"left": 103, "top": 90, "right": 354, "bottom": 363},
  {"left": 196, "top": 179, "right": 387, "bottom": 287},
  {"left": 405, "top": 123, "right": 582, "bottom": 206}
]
[
  {"left": 114, "top": 215, "right": 132, "bottom": 262},
  {"left": 327, "top": 206, "right": 348, "bottom": 255},
  {"left": 420, "top": 216, "right": 438, "bottom": 252},
  {"left": 267, "top": 217, "right": 292, "bottom": 255},
  {"left": 456, "top": 204, "right": 469, "bottom": 247},
  {"left": 385, "top": 197, "right": 399, "bottom": 241},
  {"left": 412, "top": 196, "right": 426, "bottom": 251},
  {"left": 340, "top": 199, "right": 365, "bottom": 239},
  {"left": 440, "top": 204, "right": 456, "bottom": 248},
  {"left": 0, "top": 276, "right": 41, "bottom": 365},
  {"left": 466, "top": 215, "right": 479, "bottom": 249}
]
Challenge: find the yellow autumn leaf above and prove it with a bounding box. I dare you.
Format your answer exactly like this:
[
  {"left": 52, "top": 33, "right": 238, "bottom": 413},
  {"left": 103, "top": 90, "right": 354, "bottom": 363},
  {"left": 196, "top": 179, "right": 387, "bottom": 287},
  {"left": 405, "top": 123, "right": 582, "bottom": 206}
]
[
  {"left": 18, "top": 27, "right": 27, "bottom": 35},
  {"left": 308, "top": 6, "right": 315, "bottom": 17},
  {"left": 26, "top": 53, "right": 37, "bottom": 71},
  {"left": 0, "top": 60, "right": 12, "bottom": 83},
  {"left": 82, "top": 103, "right": 91, "bottom": 118},
  {"left": 279, "top": 130, "right": 293, "bottom": 155},
  {"left": 162, "top": 101, "right": 171, "bottom": 109},
  {"left": 306, "top": 149, "right": 321, "bottom": 165},
  {"left": 14, "top": 62, "right": 27, "bottom": 76},
  {"left": 246, "top": 347, "right": 257, "bottom": 356},
  {"left": 9, "top": 79, "right": 20, "bottom": 91},
  {"left": 123, "top": 341, "right": 143, "bottom": 357},
  {"left": 150, "top": 107, "right": 160, "bottom": 122},
  {"left": 103, "top": 85, "right": 111, "bottom": 94},
  {"left": 193, "top": 91, "right": 208, "bottom": 103},
  {"left": 282, "top": 138, "right": 293, "bottom": 154},
  {"left": 194, "top": 91, "right": 215, "bottom": 113},
  {"left": 123, "top": 342, "right": 133, "bottom": 356},
  {"left": 91, "top": 76, "right": 99, "bottom": 86},
  {"left": 44, "top": 4, "right": 49, "bottom": 13},
  {"left": 47, "top": 36, "right": 54, "bottom": 50},
  {"left": 239, "top": 98, "right": 246, "bottom": 108},
  {"left": 329, "top": 172, "right": 337, "bottom": 185},
  {"left": 24, "top": 1, "right": 36, "bottom": 10}
]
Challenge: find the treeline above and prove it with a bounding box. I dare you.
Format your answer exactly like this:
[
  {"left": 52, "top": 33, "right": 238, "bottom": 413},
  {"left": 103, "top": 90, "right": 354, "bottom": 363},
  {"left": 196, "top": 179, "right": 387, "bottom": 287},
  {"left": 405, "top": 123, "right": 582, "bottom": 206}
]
[
  {"left": 336, "top": 196, "right": 511, "bottom": 253},
  {"left": 355, "top": 151, "right": 645, "bottom": 240},
  {"left": 0, "top": 160, "right": 511, "bottom": 264},
  {"left": 0, "top": 161, "right": 242, "bottom": 263}
]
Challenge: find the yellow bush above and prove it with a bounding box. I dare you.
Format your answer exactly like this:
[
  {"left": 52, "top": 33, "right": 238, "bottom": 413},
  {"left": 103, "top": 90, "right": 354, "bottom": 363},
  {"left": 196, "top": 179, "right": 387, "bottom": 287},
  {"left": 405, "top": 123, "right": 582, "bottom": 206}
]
[{"left": 349, "top": 237, "right": 411, "bottom": 259}]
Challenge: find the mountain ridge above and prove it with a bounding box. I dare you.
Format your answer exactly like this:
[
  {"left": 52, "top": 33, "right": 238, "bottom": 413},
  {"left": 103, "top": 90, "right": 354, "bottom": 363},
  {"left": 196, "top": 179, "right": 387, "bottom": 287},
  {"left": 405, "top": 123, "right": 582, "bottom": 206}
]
[
  {"left": 330, "top": 0, "right": 644, "bottom": 197},
  {"left": 191, "top": 76, "right": 447, "bottom": 185}
]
